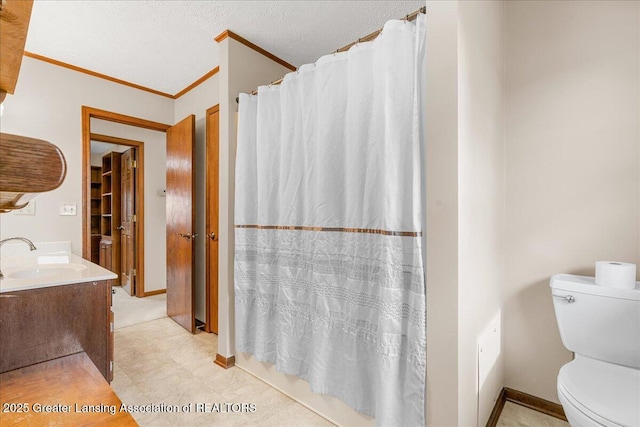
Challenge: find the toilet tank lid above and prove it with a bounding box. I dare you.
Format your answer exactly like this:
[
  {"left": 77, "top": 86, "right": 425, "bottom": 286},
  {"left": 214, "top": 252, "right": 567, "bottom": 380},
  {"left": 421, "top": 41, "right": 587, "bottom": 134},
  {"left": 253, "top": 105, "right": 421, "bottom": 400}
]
[{"left": 550, "top": 274, "right": 640, "bottom": 301}]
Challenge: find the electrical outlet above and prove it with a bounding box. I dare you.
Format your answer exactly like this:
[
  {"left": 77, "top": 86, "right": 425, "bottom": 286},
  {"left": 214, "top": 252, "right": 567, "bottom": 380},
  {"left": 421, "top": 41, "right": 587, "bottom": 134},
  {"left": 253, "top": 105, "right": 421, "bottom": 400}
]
[{"left": 60, "top": 202, "right": 77, "bottom": 216}]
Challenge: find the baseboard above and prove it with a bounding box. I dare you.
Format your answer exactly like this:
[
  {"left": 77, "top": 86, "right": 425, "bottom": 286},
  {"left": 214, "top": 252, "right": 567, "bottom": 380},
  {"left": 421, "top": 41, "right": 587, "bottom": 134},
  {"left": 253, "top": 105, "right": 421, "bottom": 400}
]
[
  {"left": 486, "top": 387, "right": 567, "bottom": 427},
  {"left": 143, "top": 289, "right": 166, "bottom": 297},
  {"left": 485, "top": 388, "right": 506, "bottom": 427},
  {"left": 504, "top": 388, "right": 567, "bottom": 421},
  {"left": 214, "top": 353, "right": 235, "bottom": 369}
]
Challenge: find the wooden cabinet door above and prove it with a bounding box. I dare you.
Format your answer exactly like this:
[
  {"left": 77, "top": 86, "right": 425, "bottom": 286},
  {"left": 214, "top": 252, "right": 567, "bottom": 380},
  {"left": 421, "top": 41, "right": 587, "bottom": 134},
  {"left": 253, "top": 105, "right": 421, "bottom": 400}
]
[
  {"left": 0, "top": 280, "right": 111, "bottom": 380},
  {"left": 100, "top": 240, "right": 113, "bottom": 273},
  {"left": 166, "top": 115, "right": 196, "bottom": 333},
  {"left": 99, "top": 242, "right": 106, "bottom": 269}
]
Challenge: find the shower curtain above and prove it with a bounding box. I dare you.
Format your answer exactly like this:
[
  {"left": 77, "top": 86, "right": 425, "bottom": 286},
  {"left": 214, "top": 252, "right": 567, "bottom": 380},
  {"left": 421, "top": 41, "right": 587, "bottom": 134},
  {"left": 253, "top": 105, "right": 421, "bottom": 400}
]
[{"left": 235, "top": 14, "right": 426, "bottom": 426}]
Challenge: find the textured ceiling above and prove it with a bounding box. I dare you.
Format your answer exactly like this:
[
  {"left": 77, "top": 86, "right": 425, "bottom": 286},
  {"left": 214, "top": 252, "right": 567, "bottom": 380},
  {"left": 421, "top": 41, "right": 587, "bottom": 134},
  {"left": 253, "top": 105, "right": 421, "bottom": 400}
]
[{"left": 26, "top": 0, "right": 425, "bottom": 95}]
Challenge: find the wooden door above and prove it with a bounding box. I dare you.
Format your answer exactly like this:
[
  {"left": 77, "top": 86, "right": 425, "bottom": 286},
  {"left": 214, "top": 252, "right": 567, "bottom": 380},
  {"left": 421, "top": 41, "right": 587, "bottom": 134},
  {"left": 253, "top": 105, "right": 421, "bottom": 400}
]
[
  {"left": 166, "top": 115, "right": 196, "bottom": 333},
  {"left": 120, "top": 149, "right": 136, "bottom": 296},
  {"left": 99, "top": 239, "right": 112, "bottom": 272},
  {"left": 205, "top": 105, "right": 219, "bottom": 334}
]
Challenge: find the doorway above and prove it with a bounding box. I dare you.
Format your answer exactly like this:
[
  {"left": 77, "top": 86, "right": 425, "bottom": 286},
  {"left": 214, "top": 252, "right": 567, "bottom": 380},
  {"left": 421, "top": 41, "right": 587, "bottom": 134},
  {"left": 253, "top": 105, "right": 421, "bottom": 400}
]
[
  {"left": 81, "top": 106, "right": 199, "bottom": 333},
  {"left": 82, "top": 109, "right": 165, "bottom": 298},
  {"left": 89, "top": 135, "right": 142, "bottom": 296}
]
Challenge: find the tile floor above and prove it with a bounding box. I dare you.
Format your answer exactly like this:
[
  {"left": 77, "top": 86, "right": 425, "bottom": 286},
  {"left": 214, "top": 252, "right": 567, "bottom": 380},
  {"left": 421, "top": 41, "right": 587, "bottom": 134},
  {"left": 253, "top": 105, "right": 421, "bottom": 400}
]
[
  {"left": 111, "top": 317, "right": 333, "bottom": 426},
  {"left": 112, "top": 317, "right": 570, "bottom": 427},
  {"left": 497, "top": 402, "right": 570, "bottom": 427},
  {"left": 112, "top": 285, "right": 166, "bottom": 329}
]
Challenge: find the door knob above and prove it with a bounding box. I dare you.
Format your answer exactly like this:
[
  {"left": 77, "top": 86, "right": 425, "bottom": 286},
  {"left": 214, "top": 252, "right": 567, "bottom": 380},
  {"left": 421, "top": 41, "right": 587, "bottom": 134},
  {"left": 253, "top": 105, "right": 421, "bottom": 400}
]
[
  {"left": 208, "top": 232, "right": 216, "bottom": 241},
  {"left": 117, "top": 225, "right": 124, "bottom": 230},
  {"left": 179, "top": 232, "right": 197, "bottom": 240}
]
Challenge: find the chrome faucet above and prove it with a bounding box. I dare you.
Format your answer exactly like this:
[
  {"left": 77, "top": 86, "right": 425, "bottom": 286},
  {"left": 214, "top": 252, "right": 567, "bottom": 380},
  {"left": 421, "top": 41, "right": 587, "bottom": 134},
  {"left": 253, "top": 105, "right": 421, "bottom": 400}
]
[{"left": 0, "top": 237, "right": 37, "bottom": 279}]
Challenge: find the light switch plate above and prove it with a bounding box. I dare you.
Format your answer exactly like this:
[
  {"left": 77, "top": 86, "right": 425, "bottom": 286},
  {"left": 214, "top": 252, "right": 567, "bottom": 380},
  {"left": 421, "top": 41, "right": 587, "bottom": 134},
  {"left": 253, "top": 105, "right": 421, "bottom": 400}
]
[
  {"left": 14, "top": 201, "right": 36, "bottom": 215},
  {"left": 60, "top": 202, "right": 77, "bottom": 216}
]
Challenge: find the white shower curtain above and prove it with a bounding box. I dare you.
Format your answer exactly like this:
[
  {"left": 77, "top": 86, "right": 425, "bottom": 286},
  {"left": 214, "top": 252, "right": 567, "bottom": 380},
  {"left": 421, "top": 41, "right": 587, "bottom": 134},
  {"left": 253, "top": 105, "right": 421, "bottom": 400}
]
[{"left": 235, "top": 14, "right": 426, "bottom": 427}]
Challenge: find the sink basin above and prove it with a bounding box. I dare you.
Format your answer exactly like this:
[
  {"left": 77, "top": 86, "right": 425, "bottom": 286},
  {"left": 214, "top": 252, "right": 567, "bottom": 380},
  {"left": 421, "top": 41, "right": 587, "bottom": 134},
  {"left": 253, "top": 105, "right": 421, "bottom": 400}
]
[
  {"left": 7, "top": 263, "right": 87, "bottom": 280},
  {"left": 0, "top": 250, "right": 116, "bottom": 293}
]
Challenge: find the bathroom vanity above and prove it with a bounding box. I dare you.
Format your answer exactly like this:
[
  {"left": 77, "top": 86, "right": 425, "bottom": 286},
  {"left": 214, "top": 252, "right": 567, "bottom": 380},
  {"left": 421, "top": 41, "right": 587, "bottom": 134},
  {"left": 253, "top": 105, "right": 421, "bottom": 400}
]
[{"left": 0, "top": 251, "right": 117, "bottom": 381}]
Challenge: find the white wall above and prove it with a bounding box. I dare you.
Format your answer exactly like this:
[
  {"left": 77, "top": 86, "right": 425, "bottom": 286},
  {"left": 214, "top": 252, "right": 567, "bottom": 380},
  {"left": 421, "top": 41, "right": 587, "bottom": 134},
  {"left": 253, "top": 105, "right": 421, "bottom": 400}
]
[
  {"left": 90, "top": 119, "right": 168, "bottom": 293},
  {"left": 0, "top": 55, "right": 221, "bottom": 298},
  {"left": 424, "top": 1, "right": 460, "bottom": 426},
  {"left": 90, "top": 151, "right": 103, "bottom": 167},
  {"left": 457, "top": 2, "right": 505, "bottom": 426},
  {"left": 0, "top": 56, "right": 174, "bottom": 254},
  {"left": 174, "top": 75, "right": 220, "bottom": 322},
  {"left": 504, "top": 0, "right": 640, "bottom": 403}
]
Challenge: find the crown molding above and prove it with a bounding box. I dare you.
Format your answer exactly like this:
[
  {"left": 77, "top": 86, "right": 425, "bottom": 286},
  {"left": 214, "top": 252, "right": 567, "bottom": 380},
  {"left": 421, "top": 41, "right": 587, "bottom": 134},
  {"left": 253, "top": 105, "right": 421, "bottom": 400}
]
[
  {"left": 24, "top": 51, "right": 174, "bottom": 98},
  {"left": 24, "top": 51, "right": 221, "bottom": 100},
  {"left": 173, "top": 66, "right": 219, "bottom": 99},
  {"left": 214, "top": 30, "right": 296, "bottom": 71}
]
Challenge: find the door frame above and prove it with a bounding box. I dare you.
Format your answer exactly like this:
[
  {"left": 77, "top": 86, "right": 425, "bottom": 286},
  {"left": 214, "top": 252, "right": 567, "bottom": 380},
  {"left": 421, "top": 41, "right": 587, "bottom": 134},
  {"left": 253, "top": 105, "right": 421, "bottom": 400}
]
[
  {"left": 91, "top": 135, "right": 142, "bottom": 295},
  {"left": 81, "top": 106, "right": 170, "bottom": 297},
  {"left": 205, "top": 104, "right": 219, "bottom": 333}
]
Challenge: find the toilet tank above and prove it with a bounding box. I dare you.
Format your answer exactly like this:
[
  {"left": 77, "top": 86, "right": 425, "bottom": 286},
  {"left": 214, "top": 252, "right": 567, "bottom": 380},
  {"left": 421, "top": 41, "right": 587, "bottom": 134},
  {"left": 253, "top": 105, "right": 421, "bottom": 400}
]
[{"left": 550, "top": 274, "right": 640, "bottom": 369}]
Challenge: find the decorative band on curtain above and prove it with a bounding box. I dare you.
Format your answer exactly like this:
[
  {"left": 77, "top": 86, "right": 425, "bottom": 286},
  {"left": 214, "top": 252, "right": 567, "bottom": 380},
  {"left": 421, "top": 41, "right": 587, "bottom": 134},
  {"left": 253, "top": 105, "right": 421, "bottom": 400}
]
[{"left": 235, "top": 14, "right": 426, "bottom": 427}]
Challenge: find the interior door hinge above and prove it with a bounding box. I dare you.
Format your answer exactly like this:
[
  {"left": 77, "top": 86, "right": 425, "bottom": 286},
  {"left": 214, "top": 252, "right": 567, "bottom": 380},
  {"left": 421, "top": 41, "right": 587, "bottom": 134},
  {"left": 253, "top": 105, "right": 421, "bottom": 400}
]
[
  {"left": 131, "top": 214, "right": 137, "bottom": 222},
  {"left": 132, "top": 268, "right": 136, "bottom": 277},
  {"left": 131, "top": 160, "right": 137, "bottom": 168}
]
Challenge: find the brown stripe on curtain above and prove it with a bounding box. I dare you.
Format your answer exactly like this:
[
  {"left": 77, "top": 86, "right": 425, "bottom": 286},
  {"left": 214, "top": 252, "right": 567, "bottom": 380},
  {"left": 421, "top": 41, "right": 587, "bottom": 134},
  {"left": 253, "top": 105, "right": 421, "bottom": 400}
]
[{"left": 235, "top": 224, "right": 422, "bottom": 237}]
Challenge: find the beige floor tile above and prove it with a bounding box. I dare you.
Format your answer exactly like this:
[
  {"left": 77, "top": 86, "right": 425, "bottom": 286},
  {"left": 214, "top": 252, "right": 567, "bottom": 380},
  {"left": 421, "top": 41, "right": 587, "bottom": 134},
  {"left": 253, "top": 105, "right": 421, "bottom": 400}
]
[
  {"left": 113, "top": 317, "right": 334, "bottom": 427},
  {"left": 250, "top": 399, "right": 336, "bottom": 427},
  {"left": 114, "top": 317, "right": 576, "bottom": 427},
  {"left": 130, "top": 411, "right": 175, "bottom": 426},
  {"left": 113, "top": 317, "right": 580, "bottom": 427},
  {"left": 179, "top": 356, "right": 223, "bottom": 378},
  {"left": 497, "top": 402, "right": 570, "bottom": 427}
]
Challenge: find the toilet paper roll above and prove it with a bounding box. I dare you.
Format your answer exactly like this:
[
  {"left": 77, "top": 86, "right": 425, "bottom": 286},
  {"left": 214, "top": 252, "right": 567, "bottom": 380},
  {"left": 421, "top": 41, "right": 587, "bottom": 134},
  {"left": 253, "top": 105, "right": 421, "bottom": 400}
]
[{"left": 595, "top": 261, "right": 637, "bottom": 289}]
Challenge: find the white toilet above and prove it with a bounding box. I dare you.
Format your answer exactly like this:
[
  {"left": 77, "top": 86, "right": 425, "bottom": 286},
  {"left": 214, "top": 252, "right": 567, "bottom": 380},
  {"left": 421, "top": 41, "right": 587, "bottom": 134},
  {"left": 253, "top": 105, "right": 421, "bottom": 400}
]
[{"left": 550, "top": 274, "right": 640, "bottom": 427}]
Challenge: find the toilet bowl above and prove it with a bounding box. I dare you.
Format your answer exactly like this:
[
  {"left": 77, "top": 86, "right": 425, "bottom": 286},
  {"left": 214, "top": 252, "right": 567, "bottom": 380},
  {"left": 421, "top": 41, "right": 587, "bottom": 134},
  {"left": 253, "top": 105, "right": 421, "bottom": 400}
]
[
  {"left": 550, "top": 274, "right": 640, "bottom": 427},
  {"left": 556, "top": 355, "right": 639, "bottom": 427}
]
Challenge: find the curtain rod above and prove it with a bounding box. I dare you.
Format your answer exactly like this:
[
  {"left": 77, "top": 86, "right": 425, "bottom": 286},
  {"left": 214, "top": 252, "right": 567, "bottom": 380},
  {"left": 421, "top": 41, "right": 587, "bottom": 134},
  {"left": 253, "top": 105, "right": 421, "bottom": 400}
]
[{"left": 237, "top": 6, "right": 426, "bottom": 102}]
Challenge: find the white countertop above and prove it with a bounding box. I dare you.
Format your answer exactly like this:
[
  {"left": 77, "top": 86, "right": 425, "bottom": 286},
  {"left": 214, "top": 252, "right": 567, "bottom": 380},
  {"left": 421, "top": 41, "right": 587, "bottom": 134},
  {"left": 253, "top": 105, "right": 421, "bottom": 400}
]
[{"left": 0, "top": 251, "right": 117, "bottom": 293}]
